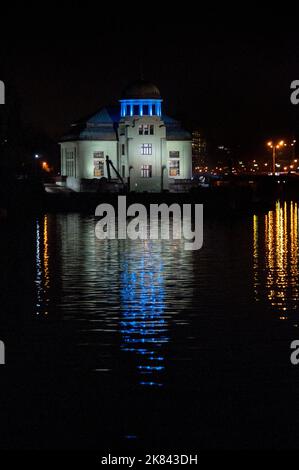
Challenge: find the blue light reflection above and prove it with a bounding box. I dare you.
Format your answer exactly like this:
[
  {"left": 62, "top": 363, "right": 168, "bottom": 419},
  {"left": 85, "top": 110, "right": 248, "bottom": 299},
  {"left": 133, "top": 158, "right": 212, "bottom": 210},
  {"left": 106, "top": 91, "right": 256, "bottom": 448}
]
[{"left": 120, "top": 250, "right": 167, "bottom": 387}]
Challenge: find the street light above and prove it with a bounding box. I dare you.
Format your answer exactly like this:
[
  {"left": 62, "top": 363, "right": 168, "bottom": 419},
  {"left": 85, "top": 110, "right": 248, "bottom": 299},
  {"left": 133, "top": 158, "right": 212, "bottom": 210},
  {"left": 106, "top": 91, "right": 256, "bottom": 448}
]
[
  {"left": 34, "top": 154, "right": 40, "bottom": 176},
  {"left": 267, "top": 141, "right": 285, "bottom": 174},
  {"left": 291, "top": 140, "right": 297, "bottom": 161}
]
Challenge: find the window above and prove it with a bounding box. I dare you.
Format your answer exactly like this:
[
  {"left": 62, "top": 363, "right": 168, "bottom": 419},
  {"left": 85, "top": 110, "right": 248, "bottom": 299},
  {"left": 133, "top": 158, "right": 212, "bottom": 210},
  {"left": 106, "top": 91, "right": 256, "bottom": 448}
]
[
  {"left": 121, "top": 144, "right": 125, "bottom": 155},
  {"left": 169, "top": 159, "right": 180, "bottom": 176},
  {"left": 169, "top": 151, "right": 180, "bottom": 159},
  {"left": 141, "top": 165, "right": 152, "bottom": 178},
  {"left": 122, "top": 165, "right": 125, "bottom": 178},
  {"left": 138, "top": 125, "right": 154, "bottom": 135},
  {"left": 141, "top": 143, "right": 152, "bottom": 155},
  {"left": 94, "top": 151, "right": 104, "bottom": 159},
  {"left": 93, "top": 152, "right": 104, "bottom": 177},
  {"left": 94, "top": 160, "right": 104, "bottom": 177},
  {"left": 65, "top": 149, "right": 75, "bottom": 177}
]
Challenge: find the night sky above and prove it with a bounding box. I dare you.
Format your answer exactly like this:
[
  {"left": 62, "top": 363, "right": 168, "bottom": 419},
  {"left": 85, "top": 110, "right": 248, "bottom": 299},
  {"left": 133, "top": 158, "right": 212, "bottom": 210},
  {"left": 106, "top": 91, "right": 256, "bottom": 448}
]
[{"left": 1, "top": 20, "right": 299, "bottom": 159}]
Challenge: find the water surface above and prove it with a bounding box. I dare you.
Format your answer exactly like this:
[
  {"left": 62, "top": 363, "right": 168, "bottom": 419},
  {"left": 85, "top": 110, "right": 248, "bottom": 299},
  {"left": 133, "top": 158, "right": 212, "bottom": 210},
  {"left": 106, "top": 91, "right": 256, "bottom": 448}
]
[{"left": 1, "top": 201, "right": 299, "bottom": 449}]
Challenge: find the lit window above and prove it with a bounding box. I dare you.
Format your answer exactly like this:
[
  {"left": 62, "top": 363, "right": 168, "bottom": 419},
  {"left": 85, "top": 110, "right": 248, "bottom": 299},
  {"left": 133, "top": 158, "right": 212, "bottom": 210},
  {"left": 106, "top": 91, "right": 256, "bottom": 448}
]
[
  {"left": 169, "top": 160, "right": 180, "bottom": 176},
  {"left": 141, "top": 144, "right": 152, "bottom": 155},
  {"left": 169, "top": 151, "right": 180, "bottom": 159},
  {"left": 94, "top": 160, "right": 104, "bottom": 177},
  {"left": 93, "top": 152, "right": 104, "bottom": 177},
  {"left": 141, "top": 165, "right": 152, "bottom": 178}
]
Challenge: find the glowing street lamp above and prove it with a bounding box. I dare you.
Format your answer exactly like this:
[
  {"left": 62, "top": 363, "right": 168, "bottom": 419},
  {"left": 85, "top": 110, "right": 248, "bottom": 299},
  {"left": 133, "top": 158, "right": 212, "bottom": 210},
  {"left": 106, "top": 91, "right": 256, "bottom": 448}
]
[
  {"left": 267, "top": 141, "right": 285, "bottom": 174},
  {"left": 291, "top": 139, "right": 297, "bottom": 160}
]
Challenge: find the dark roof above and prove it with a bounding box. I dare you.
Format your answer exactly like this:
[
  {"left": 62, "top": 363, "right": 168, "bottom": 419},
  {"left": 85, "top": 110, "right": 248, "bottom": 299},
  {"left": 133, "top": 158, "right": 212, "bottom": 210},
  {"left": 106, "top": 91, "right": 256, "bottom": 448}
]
[
  {"left": 60, "top": 107, "right": 120, "bottom": 142},
  {"left": 60, "top": 107, "right": 191, "bottom": 142},
  {"left": 121, "top": 80, "right": 161, "bottom": 100},
  {"left": 163, "top": 115, "right": 192, "bottom": 140}
]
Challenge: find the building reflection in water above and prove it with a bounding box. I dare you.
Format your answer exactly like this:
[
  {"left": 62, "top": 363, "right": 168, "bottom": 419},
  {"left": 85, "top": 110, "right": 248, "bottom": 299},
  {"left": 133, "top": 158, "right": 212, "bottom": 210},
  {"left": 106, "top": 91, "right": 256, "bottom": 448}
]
[
  {"left": 34, "top": 213, "right": 194, "bottom": 382},
  {"left": 35, "top": 215, "right": 51, "bottom": 315},
  {"left": 253, "top": 201, "right": 299, "bottom": 318},
  {"left": 120, "top": 243, "right": 167, "bottom": 387}
]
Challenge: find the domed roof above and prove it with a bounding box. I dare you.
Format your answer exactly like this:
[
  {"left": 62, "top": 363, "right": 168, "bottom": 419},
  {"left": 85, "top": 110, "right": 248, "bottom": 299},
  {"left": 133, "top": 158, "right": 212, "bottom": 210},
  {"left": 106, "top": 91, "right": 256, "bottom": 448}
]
[{"left": 122, "top": 80, "right": 161, "bottom": 100}]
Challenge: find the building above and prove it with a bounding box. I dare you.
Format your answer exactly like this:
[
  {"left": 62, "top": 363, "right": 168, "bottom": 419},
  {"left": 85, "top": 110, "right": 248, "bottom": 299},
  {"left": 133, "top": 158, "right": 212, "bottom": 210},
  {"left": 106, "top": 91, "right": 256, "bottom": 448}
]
[
  {"left": 192, "top": 130, "right": 207, "bottom": 172},
  {"left": 59, "top": 80, "right": 192, "bottom": 192}
]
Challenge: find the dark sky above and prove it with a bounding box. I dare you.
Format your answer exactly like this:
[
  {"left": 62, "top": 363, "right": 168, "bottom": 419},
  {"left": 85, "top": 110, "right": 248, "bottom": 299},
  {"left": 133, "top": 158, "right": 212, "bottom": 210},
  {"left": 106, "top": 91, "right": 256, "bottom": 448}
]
[{"left": 1, "top": 19, "right": 299, "bottom": 157}]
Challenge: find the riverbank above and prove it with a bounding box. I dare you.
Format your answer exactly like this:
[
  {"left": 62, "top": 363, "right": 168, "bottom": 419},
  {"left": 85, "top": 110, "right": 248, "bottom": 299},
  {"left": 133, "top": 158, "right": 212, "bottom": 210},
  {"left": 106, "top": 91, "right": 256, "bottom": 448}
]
[
  {"left": 43, "top": 186, "right": 273, "bottom": 215},
  {"left": 2, "top": 173, "right": 299, "bottom": 218}
]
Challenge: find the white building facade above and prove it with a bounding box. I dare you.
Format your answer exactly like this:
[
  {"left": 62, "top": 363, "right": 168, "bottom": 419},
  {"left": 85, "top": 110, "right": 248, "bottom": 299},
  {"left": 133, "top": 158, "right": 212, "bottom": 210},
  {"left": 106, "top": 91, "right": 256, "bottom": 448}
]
[{"left": 59, "top": 81, "right": 192, "bottom": 192}]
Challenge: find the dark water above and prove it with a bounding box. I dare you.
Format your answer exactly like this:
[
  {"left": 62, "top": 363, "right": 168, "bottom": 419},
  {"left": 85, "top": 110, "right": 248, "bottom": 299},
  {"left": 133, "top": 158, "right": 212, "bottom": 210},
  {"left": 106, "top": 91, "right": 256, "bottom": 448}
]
[{"left": 1, "top": 201, "right": 299, "bottom": 449}]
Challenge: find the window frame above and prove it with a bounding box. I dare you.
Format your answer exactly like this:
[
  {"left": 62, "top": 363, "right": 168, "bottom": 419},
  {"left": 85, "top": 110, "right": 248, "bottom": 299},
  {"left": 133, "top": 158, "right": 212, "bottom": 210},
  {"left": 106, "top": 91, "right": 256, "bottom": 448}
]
[
  {"left": 93, "top": 151, "right": 105, "bottom": 177},
  {"left": 169, "top": 159, "right": 180, "bottom": 177},
  {"left": 141, "top": 164, "right": 152, "bottom": 178},
  {"left": 94, "top": 159, "right": 104, "bottom": 177},
  {"left": 65, "top": 149, "right": 75, "bottom": 177},
  {"left": 140, "top": 143, "right": 153, "bottom": 155}
]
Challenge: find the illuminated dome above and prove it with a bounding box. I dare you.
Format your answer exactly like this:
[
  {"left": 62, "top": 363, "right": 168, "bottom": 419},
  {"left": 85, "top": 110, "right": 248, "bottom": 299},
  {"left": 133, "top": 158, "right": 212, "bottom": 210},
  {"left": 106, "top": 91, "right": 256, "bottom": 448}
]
[{"left": 122, "top": 80, "right": 161, "bottom": 100}]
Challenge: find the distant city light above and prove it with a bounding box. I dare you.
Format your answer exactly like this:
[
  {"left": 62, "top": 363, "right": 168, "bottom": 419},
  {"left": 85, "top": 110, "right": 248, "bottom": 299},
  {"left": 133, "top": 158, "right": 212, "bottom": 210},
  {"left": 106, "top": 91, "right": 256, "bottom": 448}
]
[{"left": 42, "top": 161, "right": 50, "bottom": 172}]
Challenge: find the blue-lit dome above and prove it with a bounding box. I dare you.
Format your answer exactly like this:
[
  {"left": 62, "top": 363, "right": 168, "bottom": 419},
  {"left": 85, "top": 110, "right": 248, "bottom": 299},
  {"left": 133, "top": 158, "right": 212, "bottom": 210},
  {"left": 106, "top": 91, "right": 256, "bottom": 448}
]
[
  {"left": 122, "top": 80, "right": 161, "bottom": 100},
  {"left": 120, "top": 80, "right": 162, "bottom": 117}
]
